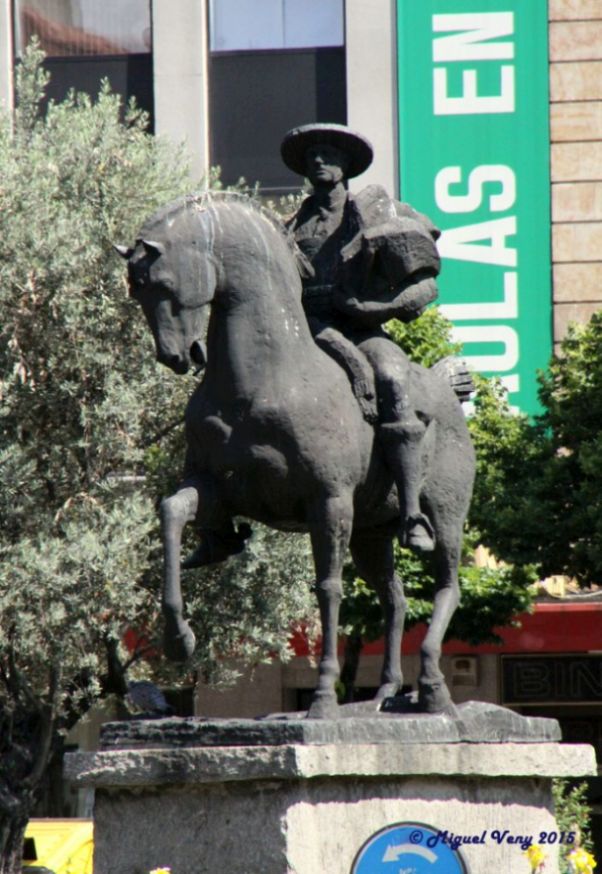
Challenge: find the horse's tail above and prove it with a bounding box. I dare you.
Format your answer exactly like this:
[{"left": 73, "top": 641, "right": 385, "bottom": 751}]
[{"left": 430, "top": 356, "right": 474, "bottom": 404}]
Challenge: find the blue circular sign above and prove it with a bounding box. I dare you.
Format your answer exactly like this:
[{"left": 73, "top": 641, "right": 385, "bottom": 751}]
[{"left": 351, "top": 822, "right": 469, "bottom": 873}]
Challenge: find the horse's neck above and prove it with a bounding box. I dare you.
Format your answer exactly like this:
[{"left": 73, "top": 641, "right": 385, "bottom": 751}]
[{"left": 204, "top": 206, "right": 315, "bottom": 403}]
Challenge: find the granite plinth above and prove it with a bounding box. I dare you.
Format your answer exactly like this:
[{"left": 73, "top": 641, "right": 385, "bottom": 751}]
[
  {"left": 65, "top": 707, "right": 596, "bottom": 874},
  {"left": 66, "top": 739, "right": 594, "bottom": 788},
  {"left": 97, "top": 700, "right": 560, "bottom": 750}
]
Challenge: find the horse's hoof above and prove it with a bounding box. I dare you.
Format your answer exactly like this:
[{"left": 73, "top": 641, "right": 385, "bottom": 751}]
[
  {"left": 374, "top": 681, "right": 402, "bottom": 702},
  {"left": 424, "top": 699, "right": 459, "bottom": 718},
  {"left": 306, "top": 692, "right": 339, "bottom": 720},
  {"left": 163, "top": 624, "right": 196, "bottom": 663},
  {"left": 418, "top": 680, "right": 455, "bottom": 715}
]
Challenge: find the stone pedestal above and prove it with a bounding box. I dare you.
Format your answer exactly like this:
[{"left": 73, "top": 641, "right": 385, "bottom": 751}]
[{"left": 65, "top": 706, "right": 596, "bottom": 874}]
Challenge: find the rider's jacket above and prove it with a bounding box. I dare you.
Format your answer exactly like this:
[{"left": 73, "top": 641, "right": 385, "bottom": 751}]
[{"left": 286, "top": 184, "right": 441, "bottom": 330}]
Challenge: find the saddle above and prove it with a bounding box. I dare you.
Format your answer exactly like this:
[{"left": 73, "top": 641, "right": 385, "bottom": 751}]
[{"left": 310, "top": 319, "right": 474, "bottom": 423}]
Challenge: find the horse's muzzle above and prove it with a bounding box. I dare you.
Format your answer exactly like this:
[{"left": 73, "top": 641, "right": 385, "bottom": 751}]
[{"left": 157, "top": 351, "right": 190, "bottom": 374}]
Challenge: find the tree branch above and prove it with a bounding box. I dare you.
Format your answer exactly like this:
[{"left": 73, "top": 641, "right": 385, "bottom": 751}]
[{"left": 22, "top": 662, "right": 61, "bottom": 793}]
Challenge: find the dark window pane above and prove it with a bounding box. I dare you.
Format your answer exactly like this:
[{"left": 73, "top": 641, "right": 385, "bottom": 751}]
[
  {"left": 209, "top": 47, "right": 346, "bottom": 194},
  {"left": 43, "top": 55, "right": 154, "bottom": 130}
]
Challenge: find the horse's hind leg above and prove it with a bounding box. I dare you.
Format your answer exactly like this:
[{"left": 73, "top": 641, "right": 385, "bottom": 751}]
[
  {"left": 418, "top": 533, "right": 462, "bottom": 715},
  {"left": 307, "top": 494, "right": 353, "bottom": 719},
  {"left": 160, "top": 479, "right": 201, "bottom": 662},
  {"left": 350, "top": 528, "right": 405, "bottom": 701}
]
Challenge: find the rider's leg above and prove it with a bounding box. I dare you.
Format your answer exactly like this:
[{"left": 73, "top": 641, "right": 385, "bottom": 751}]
[
  {"left": 379, "top": 415, "right": 434, "bottom": 552},
  {"left": 357, "top": 335, "right": 434, "bottom": 552}
]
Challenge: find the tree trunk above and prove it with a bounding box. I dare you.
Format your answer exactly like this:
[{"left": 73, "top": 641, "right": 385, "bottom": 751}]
[
  {"left": 340, "top": 632, "right": 364, "bottom": 703},
  {"left": 0, "top": 809, "right": 29, "bottom": 874},
  {"left": 0, "top": 662, "right": 60, "bottom": 872}
]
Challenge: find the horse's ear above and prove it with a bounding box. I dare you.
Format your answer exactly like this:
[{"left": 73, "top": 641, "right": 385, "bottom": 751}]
[
  {"left": 142, "top": 239, "right": 165, "bottom": 257},
  {"left": 113, "top": 244, "right": 134, "bottom": 260}
]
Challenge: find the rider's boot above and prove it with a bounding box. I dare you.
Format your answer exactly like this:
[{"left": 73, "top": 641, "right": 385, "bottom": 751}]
[
  {"left": 379, "top": 416, "right": 435, "bottom": 553},
  {"left": 182, "top": 521, "right": 252, "bottom": 569}
]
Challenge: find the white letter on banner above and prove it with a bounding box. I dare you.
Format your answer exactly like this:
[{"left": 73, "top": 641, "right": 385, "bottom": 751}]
[
  {"left": 433, "top": 13, "right": 515, "bottom": 62},
  {"left": 438, "top": 217, "right": 517, "bottom": 266},
  {"left": 500, "top": 374, "right": 520, "bottom": 395},
  {"left": 439, "top": 273, "right": 517, "bottom": 321},
  {"left": 435, "top": 165, "right": 516, "bottom": 214},
  {"left": 433, "top": 66, "right": 515, "bottom": 114},
  {"left": 452, "top": 325, "right": 519, "bottom": 372}
]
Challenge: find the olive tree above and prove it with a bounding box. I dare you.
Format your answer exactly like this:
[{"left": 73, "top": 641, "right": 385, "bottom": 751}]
[{"left": 0, "top": 44, "right": 316, "bottom": 870}]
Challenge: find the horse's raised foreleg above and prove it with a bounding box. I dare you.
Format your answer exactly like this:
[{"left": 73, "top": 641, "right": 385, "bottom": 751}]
[
  {"left": 418, "top": 539, "right": 461, "bottom": 715},
  {"left": 307, "top": 495, "right": 353, "bottom": 719},
  {"left": 160, "top": 480, "right": 200, "bottom": 662},
  {"left": 349, "top": 528, "right": 405, "bottom": 701}
]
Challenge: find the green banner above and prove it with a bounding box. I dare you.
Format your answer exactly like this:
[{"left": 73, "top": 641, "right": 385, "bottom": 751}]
[{"left": 397, "top": 0, "right": 551, "bottom": 414}]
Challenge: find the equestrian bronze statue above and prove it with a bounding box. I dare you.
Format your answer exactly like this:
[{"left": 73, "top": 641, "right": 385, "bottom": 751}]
[{"left": 116, "top": 124, "right": 475, "bottom": 718}]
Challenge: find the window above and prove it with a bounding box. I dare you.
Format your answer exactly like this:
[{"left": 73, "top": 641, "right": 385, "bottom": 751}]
[
  {"left": 13, "top": 0, "right": 154, "bottom": 128},
  {"left": 208, "top": 0, "right": 346, "bottom": 194},
  {"left": 14, "top": 0, "right": 151, "bottom": 57},
  {"left": 209, "top": 0, "right": 343, "bottom": 52}
]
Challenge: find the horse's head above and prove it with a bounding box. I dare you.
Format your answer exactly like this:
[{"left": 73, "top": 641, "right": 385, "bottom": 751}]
[{"left": 116, "top": 202, "right": 217, "bottom": 375}]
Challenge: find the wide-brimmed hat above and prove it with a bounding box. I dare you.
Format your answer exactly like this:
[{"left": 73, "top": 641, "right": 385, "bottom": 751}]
[{"left": 281, "top": 123, "right": 373, "bottom": 179}]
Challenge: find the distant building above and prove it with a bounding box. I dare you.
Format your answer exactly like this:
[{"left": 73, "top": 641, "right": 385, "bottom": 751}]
[{"left": 2, "top": 2, "right": 599, "bottom": 367}]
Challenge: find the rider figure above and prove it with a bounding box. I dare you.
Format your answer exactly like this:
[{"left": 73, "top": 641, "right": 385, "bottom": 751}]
[{"left": 281, "top": 123, "right": 441, "bottom": 553}]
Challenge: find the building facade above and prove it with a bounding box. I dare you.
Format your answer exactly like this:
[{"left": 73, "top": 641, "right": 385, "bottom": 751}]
[{"left": 0, "top": 0, "right": 602, "bottom": 396}]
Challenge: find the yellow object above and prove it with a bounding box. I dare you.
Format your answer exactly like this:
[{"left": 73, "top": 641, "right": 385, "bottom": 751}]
[
  {"left": 568, "top": 846, "right": 597, "bottom": 873},
  {"left": 524, "top": 843, "right": 546, "bottom": 871},
  {"left": 24, "top": 819, "right": 93, "bottom": 874}
]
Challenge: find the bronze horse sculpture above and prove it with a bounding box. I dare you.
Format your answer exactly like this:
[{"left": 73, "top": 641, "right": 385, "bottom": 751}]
[{"left": 118, "top": 191, "right": 475, "bottom": 718}]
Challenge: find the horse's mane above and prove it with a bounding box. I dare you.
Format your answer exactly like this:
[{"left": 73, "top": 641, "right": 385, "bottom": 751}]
[{"left": 140, "top": 190, "right": 290, "bottom": 240}]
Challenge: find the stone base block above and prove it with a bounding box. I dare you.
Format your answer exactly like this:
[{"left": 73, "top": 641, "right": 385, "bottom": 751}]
[{"left": 65, "top": 718, "right": 596, "bottom": 874}]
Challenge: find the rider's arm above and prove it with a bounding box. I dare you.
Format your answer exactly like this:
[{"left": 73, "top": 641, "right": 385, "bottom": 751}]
[
  {"left": 336, "top": 216, "right": 441, "bottom": 329},
  {"left": 335, "top": 269, "right": 438, "bottom": 328}
]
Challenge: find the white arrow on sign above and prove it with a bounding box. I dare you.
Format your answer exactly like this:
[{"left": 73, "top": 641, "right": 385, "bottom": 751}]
[{"left": 382, "top": 844, "right": 438, "bottom": 863}]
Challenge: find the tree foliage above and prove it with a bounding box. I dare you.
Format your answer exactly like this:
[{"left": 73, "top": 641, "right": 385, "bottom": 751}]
[
  {"left": 469, "top": 314, "right": 602, "bottom": 586},
  {"left": 0, "top": 43, "right": 316, "bottom": 870},
  {"left": 0, "top": 41, "right": 193, "bottom": 868},
  {"left": 553, "top": 779, "right": 596, "bottom": 873},
  {"left": 387, "top": 305, "right": 462, "bottom": 366},
  {"left": 182, "top": 526, "right": 315, "bottom": 686}
]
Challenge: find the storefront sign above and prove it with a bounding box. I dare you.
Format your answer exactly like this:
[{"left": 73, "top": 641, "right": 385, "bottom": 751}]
[
  {"left": 502, "top": 655, "right": 602, "bottom": 705},
  {"left": 396, "top": 1, "right": 551, "bottom": 414}
]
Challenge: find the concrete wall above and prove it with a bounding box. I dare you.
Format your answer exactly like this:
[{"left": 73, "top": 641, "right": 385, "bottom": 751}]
[
  {"left": 345, "top": 0, "right": 398, "bottom": 195},
  {"left": 0, "top": 0, "right": 13, "bottom": 114},
  {"left": 549, "top": 0, "right": 602, "bottom": 344},
  {"left": 194, "top": 653, "right": 501, "bottom": 718},
  {"left": 195, "top": 662, "right": 287, "bottom": 718},
  {"left": 151, "top": 0, "right": 210, "bottom": 184}
]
